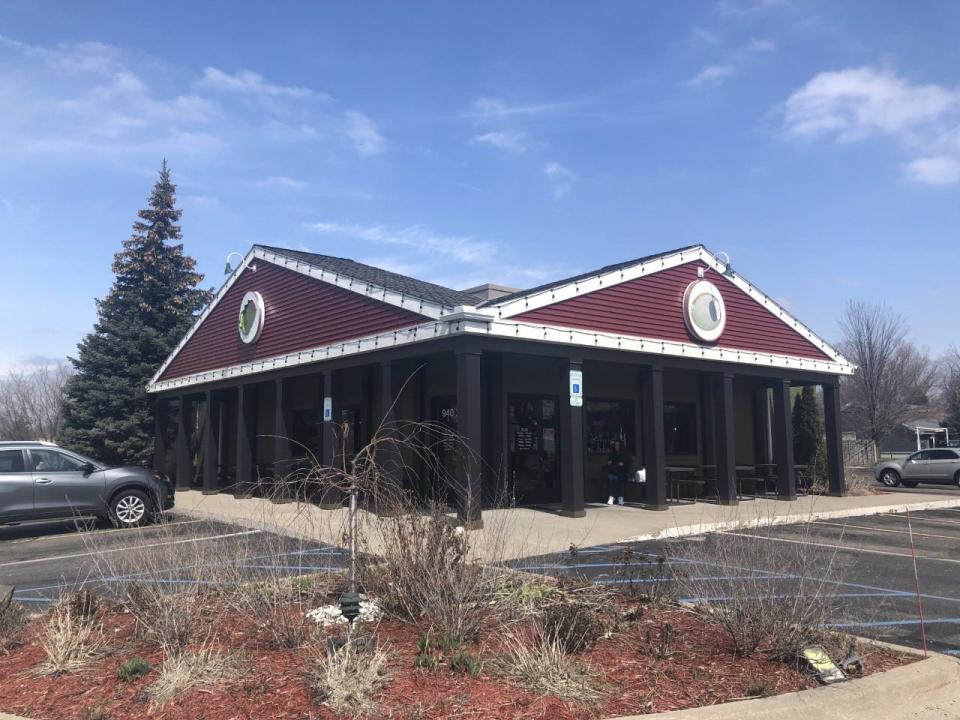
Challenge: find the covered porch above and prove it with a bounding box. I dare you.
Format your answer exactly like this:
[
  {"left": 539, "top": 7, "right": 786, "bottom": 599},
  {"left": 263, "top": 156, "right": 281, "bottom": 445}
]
[{"left": 152, "top": 336, "right": 846, "bottom": 527}]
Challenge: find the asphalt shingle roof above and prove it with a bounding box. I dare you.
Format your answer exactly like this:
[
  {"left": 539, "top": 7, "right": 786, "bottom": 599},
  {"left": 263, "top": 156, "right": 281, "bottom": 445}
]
[
  {"left": 257, "top": 245, "right": 480, "bottom": 309},
  {"left": 480, "top": 244, "right": 705, "bottom": 307}
]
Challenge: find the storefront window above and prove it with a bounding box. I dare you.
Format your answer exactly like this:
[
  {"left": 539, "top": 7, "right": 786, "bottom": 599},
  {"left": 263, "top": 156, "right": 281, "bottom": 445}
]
[
  {"left": 664, "top": 402, "right": 697, "bottom": 455},
  {"left": 586, "top": 400, "right": 635, "bottom": 456}
]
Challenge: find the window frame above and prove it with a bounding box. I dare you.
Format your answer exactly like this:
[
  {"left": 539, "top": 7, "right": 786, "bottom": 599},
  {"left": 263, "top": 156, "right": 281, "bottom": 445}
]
[{"left": 27, "top": 448, "right": 90, "bottom": 473}]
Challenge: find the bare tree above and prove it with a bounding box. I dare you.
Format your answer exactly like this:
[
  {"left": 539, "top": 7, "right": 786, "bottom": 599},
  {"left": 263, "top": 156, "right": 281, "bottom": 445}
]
[
  {"left": 0, "top": 361, "right": 73, "bottom": 441},
  {"left": 941, "top": 347, "right": 960, "bottom": 436},
  {"left": 838, "top": 301, "right": 936, "bottom": 450}
]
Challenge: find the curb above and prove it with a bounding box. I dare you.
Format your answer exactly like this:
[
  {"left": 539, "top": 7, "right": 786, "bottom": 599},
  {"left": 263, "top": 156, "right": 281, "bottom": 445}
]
[
  {"left": 607, "top": 646, "right": 960, "bottom": 720},
  {"left": 619, "top": 496, "right": 960, "bottom": 544}
]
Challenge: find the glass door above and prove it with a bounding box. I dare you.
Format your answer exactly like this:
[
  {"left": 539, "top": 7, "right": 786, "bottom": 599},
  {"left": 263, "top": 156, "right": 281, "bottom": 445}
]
[{"left": 507, "top": 394, "right": 560, "bottom": 505}]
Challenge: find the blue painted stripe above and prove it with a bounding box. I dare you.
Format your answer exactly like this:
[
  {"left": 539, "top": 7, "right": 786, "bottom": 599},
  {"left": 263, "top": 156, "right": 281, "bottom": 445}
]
[
  {"left": 828, "top": 617, "right": 960, "bottom": 628},
  {"left": 678, "top": 591, "right": 901, "bottom": 603}
]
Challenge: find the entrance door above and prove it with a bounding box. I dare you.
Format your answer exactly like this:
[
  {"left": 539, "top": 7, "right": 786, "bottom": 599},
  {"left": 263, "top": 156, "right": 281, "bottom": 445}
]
[{"left": 507, "top": 395, "right": 560, "bottom": 505}]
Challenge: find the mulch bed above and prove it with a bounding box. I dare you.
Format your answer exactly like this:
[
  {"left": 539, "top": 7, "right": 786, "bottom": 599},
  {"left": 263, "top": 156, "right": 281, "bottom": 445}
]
[{"left": 0, "top": 603, "right": 916, "bottom": 720}]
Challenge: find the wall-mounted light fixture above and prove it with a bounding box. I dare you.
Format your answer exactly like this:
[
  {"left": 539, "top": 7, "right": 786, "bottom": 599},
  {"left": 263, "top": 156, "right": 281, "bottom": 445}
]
[{"left": 224, "top": 251, "right": 256, "bottom": 275}]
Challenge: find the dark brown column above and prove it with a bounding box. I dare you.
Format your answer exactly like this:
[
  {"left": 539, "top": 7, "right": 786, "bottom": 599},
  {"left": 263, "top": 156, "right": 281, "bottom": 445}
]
[
  {"left": 559, "top": 359, "right": 585, "bottom": 518},
  {"left": 822, "top": 380, "right": 847, "bottom": 496},
  {"left": 772, "top": 378, "right": 797, "bottom": 500},
  {"left": 319, "top": 371, "right": 343, "bottom": 508},
  {"left": 272, "top": 377, "right": 294, "bottom": 502},
  {"left": 752, "top": 384, "right": 772, "bottom": 472},
  {"left": 455, "top": 349, "right": 483, "bottom": 527},
  {"left": 378, "top": 360, "right": 404, "bottom": 510},
  {"left": 175, "top": 395, "right": 192, "bottom": 489},
  {"left": 640, "top": 365, "right": 667, "bottom": 510},
  {"left": 202, "top": 391, "right": 220, "bottom": 495},
  {"left": 482, "top": 353, "right": 505, "bottom": 502},
  {"left": 714, "top": 372, "right": 738, "bottom": 505},
  {"left": 698, "top": 374, "right": 716, "bottom": 479},
  {"left": 235, "top": 384, "right": 256, "bottom": 497},
  {"left": 153, "top": 398, "right": 167, "bottom": 476}
]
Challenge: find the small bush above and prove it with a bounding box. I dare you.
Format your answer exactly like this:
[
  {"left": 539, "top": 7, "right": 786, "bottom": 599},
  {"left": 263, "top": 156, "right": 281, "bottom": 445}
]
[
  {"left": 307, "top": 634, "right": 389, "bottom": 716},
  {"left": 501, "top": 636, "right": 601, "bottom": 702},
  {"left": 679, "top": 522, "right": 841, "bottom": 659},
  {"left": 0, "top": 597, "right": 26, "bottom": 652},
  {"left": 361, "top": 504, "right": 508, "bottom": 645},
  {"left": 745, "top": 679, "right": 775, "bottom": 698},
  {"left": 644, "top": 622, "right": 675, "bottom": 660},
  {"left": 148, "top": 650, "right": 243, "bottom": 703},
  {"left": 538, "top": 596, "right": 604, "bottom": 654},
  {"left": 117, "top": 657, "right": 151, "bottom": 682},
  {"left": 37, "top": 596, "right": 104, "bottom": 675},
  {"left": 414, "top": 630, "right": 480, "bottom": 675},
  {"left": 613, "top": 549, "right": 677, "bottom": 604}
]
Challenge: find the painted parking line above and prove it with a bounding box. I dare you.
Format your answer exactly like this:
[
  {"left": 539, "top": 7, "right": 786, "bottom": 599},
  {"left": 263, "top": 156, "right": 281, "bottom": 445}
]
[
  {"left": 828, "top": 617, "right": 960, "bottom": 629},
  {"left": 718, "top": 530, "right": 960, "bottom": 565},
  {"left": 0, "top": 529, "right": 262, "bottom": 569},
  {"left": 514, "top": 560, "right": 688, "bottom": 572},
  {"left": 3, "top": 518, "right": 210, "bottom": 544},
  {"left": 811, "top": 520, "right": 960, "bottom": 542},
  {"left": 678, "top": 591, "right": 903, "bottom": 603}
]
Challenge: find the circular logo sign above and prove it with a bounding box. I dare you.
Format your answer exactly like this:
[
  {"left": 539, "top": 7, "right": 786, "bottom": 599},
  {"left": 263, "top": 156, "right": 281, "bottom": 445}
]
[
  {"left": 682, "top": 280, "right": 726, "bottom": 342},
  {"left": 238, "top": 291, "right": 265, "bottom": 344}
]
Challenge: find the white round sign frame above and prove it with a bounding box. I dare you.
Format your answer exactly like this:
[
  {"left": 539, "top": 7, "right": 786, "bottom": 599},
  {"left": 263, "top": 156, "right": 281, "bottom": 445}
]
[
  {"left": 682, "top": 279, "right": 726, "bottom": 343},
  {"left": 238, "top": 291, "right": 265, "bottom": 344}
]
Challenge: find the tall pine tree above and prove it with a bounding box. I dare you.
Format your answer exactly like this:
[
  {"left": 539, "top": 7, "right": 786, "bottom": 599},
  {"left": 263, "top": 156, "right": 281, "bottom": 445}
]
[
  {"left": 793, "top": 385, "right": 827, "bottom": 481},
  {"left": 59, "top": 161, "right": 211, "bottom": 466}
]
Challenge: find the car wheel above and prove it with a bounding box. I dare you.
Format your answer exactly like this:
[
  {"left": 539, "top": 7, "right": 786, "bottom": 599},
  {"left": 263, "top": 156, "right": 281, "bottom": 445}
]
[
  {"left": 110, "top": 489, "right": 151, "bottom": 528},
  {"left": 901, "top": 481, "right": 919, "bottom": 488},
  {"left": 879, "top": 469, "right": 901, "bottom": 487}
]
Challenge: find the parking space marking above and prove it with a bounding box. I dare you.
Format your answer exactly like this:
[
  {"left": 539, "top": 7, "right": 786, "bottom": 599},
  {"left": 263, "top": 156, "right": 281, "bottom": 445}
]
[
  {"left": 4, "top": 518, "right": 208, "bottom": 545},
  {"left": 828, "top": 617, "right": 960, "bottom": 629},
  {"left": 0, "top": 529, "right": 261, "bottom": 569},
  {"left": 811, "top": 520, "right": 960, "bottom": 542},
  {"left": 719, "top": 530, "right": 960, "bottom": 565}
]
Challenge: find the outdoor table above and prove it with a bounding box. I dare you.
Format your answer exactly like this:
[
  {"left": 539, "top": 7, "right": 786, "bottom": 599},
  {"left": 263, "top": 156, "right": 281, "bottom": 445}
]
[{"left": 666, "top": 466, "right": 704, "bottom": 504}]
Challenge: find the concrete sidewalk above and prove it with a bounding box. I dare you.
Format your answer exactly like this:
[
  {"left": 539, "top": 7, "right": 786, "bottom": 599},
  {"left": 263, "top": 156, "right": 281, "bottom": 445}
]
[
  {"left": 611, "top": 651, "right": 960, "bottom": 720},
  {"left": 172, "top": 489, "right": 960, "bottom": 561}
]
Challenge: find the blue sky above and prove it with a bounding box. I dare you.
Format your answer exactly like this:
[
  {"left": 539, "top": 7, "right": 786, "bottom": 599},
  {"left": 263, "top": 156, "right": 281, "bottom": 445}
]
[{"left": 2, "top": 0, "right": 959, "bottom": 372}]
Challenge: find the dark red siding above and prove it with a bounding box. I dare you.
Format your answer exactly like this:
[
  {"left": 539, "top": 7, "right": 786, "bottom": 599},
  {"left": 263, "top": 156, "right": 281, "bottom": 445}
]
[
  {"left": 513, "top": 261, "right": 833, "bottom": 361},
  {"left": 159, "top": 261, "right": 429, "bottom": 381}
]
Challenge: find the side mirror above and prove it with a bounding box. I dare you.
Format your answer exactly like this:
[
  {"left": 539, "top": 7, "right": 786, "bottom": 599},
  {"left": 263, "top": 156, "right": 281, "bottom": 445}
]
[{"left": 81, "top": 463, "right": 95, "bottom": 476}]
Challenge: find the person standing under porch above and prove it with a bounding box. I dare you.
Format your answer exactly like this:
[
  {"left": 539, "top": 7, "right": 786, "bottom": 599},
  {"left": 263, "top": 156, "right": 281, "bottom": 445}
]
[{"left": 606, "top": 439, "right": 629, "bottom": 505}]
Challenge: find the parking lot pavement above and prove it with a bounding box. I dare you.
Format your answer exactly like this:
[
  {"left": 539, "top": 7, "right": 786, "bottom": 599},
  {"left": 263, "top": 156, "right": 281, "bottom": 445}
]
[
  {"left": 0, "top": 514, "right": 345, "bottom": 607},
  {"left": 514, "top": 507, "right": 960, "bottom": 656}
]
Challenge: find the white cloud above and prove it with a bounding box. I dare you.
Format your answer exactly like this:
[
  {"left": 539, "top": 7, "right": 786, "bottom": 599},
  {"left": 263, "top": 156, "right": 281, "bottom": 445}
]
[
  {"left": 257, "top": 175, "right": 307, "bottom": 190},
  {"left": 470, "top": 95, "right": 579, "bottom": 122},
  {"left": 906, "top": 156, "right": 960, "bottom": 186},
  {"left": 784, "top": 66, "right": 958, "bottom": 140},
  {"left": 343, "top": 110, "right": 385, "bottom": 156},
  {"left": 783, "top": 66, "right": 960, "bottom": 185},
  {"left": 687, "top": 64, "right": 735, "bottom": 87},
  {"left": 544, "top": 162, "right": 577, "bottom": 199},
  {"left": 306, "top": 221, "right": 494, "bottom": 265},
  {"left": 747, "top": 37, "right": 776, "bottom": 53},
  {"left": 185, "top": 195, "right": 220, "bottom": 207},
  {"left": 198, "top": 67, "right": 321, "bottom": 99},
  {"left": 471, "top": 130, "right": 528, "bottom": 154},
  {"left": 303, "top": 220, "right": 558, "bottom": 291}
]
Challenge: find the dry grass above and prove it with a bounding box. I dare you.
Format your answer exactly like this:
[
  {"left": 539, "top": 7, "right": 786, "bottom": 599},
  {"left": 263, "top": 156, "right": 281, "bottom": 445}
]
[
  {"left": 36, "top": 594, "right": 105, "bottom": 675},
  {"left": 500, "top": 635, "right": 601, "bottom": 702},
  {"left": 148, "top": 649, "right": 244, "bottom": 703},
  {"left": 307, "top": 634, "right": 390, "bottom": 716}
]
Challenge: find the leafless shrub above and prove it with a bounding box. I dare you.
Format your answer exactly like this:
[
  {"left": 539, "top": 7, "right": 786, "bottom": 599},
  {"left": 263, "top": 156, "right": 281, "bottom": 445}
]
[
  {"left": 612, "top": 548, "right": 677, "bottom": 604},
  {"left": 534, "top": 581, "right": 610, "bottom": 654},
  {"left": 679, "top": 521, "right": 842, "bottom": 659},
  {"left": 148, "top": 649, "right": 244, "bottom": 703},
  {"left": 36, "top": 594, "right": 105, "bottom": 675},
  {"left": 307, "top": 633, "right": 390, "bottom": 716},
  {"left": 360, "top": 502, "right": 512, "bottom": 644},
  {"left": 0, "top": 597, "right": 27, "bottom": 652},
  {"left": 500, "top": 635, "right": 601, "bottom": 702}
]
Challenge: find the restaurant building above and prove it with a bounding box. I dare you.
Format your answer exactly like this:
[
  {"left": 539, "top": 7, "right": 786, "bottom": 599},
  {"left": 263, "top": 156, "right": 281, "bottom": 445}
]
[{"left": 147, "top": 244, "right": 854, "bottom": 525}]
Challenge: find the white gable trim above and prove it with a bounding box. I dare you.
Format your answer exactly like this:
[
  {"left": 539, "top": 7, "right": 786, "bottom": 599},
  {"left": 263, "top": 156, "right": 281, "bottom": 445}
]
[
  {"left": 148, "top": 246, "right": 451, "bottom": 389},
  {"left": 148, "top": 304, "right": 853, "bottom": 394},
  {"left": 490, "top": 245, "right": 850, "bottom": 367}
]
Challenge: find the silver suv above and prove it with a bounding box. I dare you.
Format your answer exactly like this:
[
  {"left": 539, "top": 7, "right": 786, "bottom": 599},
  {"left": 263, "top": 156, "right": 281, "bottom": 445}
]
[
  {"left": 0, "top": 442, "right": 174, "bottom": 527},
  {"left": 874, "top": 448, "right": 960, "bottom": 489}
]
